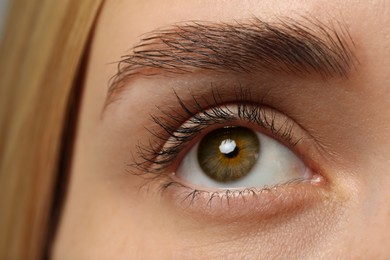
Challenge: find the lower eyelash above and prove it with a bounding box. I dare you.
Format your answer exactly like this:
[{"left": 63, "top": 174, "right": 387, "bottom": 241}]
[
  {"left": 131, "top": 87, "right": 298, "bottom": 176},
  {"left": 158, "top": 176, "right": 310, "bottom": 206}
]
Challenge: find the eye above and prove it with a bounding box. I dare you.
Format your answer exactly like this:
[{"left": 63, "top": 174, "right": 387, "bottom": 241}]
[
  {"left": 134, "top": 89, "right": 325, "bottom": 213},
  {"left": 176, "top": 126, "right": 313, "bottom": 190}
]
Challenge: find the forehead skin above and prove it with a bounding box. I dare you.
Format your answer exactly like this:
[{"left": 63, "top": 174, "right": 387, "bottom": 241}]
[{"left": 53, "top": 0, "right": 390, "bottom": 259}]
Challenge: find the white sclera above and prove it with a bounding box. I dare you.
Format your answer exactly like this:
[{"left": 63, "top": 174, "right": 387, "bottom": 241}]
[{"left": 176, "top": 131, "right": 311, "bottom": 189}]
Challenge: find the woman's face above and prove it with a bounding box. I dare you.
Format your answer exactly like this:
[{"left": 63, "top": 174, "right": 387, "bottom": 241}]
[{"left": 53, "top": 1, "right": 390, "bottom": 259}]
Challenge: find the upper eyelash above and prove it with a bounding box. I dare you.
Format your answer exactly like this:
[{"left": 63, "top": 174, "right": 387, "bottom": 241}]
[{"left": 130, "top": 87, "right": 297, "bottom": 176}]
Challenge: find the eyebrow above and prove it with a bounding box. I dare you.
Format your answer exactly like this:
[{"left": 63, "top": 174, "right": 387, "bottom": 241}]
[{"left": 106, "top": 17, "right": 357, "bottom": 104}]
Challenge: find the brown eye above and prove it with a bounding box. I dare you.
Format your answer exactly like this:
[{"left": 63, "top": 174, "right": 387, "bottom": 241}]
[{"left": 197, "top": 127, "right": 260, "bottom": 182}]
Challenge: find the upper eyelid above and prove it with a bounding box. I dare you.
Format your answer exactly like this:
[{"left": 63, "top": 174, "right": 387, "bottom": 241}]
[{"left": 105, "top": 16, "right": 357, "bottom": 109}]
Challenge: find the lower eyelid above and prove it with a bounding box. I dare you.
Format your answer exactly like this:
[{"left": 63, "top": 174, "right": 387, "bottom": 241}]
[{"left": 158, "top": 176, "right": 328, "bottom": 222}]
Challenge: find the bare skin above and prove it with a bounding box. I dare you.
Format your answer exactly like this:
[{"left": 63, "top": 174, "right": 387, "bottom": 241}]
[{"left": 53, "top": 1, "right": 390, "bottom": 259}]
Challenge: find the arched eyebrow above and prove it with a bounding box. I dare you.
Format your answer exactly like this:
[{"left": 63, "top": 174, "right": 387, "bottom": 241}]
[{"left": 106, "top": 17, "right": 357, "bottom": 104}]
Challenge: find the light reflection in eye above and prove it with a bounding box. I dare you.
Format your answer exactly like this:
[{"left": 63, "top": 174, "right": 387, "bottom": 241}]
[{"left": 176, "top": 126, "right": 313, "bottom": 190}]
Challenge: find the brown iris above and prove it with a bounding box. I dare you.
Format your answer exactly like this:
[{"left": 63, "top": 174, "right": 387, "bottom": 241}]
[{"left": 197, "top": 127, "right": 260, "bottom": 182}]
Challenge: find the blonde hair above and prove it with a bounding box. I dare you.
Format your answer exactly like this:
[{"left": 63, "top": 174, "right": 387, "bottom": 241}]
[{"left": 0, "top": 0, "right": 103, "bottom": 259}]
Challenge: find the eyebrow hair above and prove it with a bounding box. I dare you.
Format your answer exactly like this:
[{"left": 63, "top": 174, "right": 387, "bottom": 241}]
[{"left": 107, "top": 17, "right": 357, "bottom": 104}]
